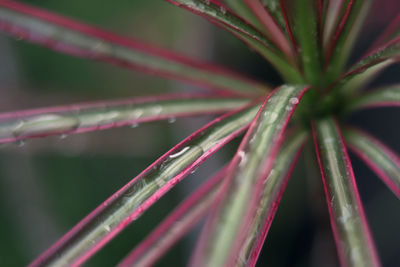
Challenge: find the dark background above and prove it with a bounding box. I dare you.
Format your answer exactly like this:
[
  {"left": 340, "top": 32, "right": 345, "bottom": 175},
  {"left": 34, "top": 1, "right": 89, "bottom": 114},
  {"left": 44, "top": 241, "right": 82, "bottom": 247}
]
[{"left": 0, "top": 1, "right": 399, "bottom": 266}]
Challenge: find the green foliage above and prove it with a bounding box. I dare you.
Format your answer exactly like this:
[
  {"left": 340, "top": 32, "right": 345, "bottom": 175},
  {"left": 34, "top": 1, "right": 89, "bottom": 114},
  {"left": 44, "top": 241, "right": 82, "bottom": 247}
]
[{"left": 0, "top": 1, "right": 399, "bottom": 266}]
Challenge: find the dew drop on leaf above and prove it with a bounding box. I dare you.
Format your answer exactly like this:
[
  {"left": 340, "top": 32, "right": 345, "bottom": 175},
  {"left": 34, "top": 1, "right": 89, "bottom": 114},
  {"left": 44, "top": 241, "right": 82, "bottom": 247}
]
[
  {"left": 16, "top": 139, "right": 25, "bottom": 147},
  {"left": 263, "top": 111, "right": 278, "bottom": 124},
  {"left": 289, "top": 97, "right": 299, "bottom": 105},
  {"left": 169, "top": 146, "right": 190, "bottom": 159},
  {"left": 103, "top": 225, "right": 111, "bottom": 232},
  {"left": 190, "top": 166, "right": 199, "bottom": 174},
  {"left": 151, "top": 105, "right": 162, "bottom": 115}
]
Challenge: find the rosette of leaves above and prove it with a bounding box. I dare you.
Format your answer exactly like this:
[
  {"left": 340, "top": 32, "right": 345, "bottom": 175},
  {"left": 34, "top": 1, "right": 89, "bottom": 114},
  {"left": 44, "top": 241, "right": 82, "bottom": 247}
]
[{"left": 0, "top": 0, "right": 399, "bottom": 266}]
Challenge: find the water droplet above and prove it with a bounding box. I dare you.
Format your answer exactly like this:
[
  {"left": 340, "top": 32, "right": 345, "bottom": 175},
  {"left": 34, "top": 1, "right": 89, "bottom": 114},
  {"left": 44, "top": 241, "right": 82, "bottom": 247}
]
[
  {"left": 16, "top": 139, "right": 25, "bottom": 147},
  {"left": 324, "top": 137, "right": 335, "bottom": 144},
  {"left": 169, "top": 146, "right": 190, "bottom": 159},
  {"left": 264, "top": 111, "right": 278, "bottom": 123},
  {"left": 13, "top": 114, "right": 79, "bottom": 138},
  {"left": 220, "top": 6, "right": 227, "bottom": 14},
  {"left": 249, "top": 134, "right": 256, "bottom": 144},
  {"left": 238, "top": 150, "right": 247, "bottom": 167},
  {"left": 131, "top": 122, "right": 139, "bottom": 128},
  {"left": 93, "top": 41, "right": 112, "bottom": 54},
  {"left": 15, "top": 30, "right": 27, "bottom": 41},
  {"left": 289, "top": 97, "right": 299, "bottom": 105},
  {"left": 170, "top": 179, "right": 179, "bottom": 186},
  {"left": 190, "top": 166, "right": 199, "bottom": 174},
  {"left": 102, "top": 111, "right": 120, "bottom": 122},
  {"left": 339, "top": 204, "right": 352, "bottom": 224},
  {"left": 168, "top": 117, "right": 176, "bottom": 123},
  {"left": 151, "top": 106, "right": 162, "bottom": 115},
  {"left": 132, "top": 109, "right": 143, "bottom": 118},
  {"left": 264, "top": 169, "right": 276, "bottom": 184},
  {"left": 59, "top": 134, "right": 68, "bottom": 139}
]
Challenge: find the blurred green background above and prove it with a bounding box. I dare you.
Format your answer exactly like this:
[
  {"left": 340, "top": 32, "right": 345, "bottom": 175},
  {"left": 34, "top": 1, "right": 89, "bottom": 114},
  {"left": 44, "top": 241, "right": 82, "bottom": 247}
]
[{"left": 0, "top": 1, "right": 399, "bottom": 266}]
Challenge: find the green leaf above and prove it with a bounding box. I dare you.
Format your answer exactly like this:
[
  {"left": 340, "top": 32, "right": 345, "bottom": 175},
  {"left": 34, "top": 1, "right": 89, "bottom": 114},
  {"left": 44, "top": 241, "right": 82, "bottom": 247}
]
[
  {"left": 312, "top": 118, "right": 380, "bottom": 267},
  {"left": 324, "top": 0, "right": 371, "bottom": 84},
  {"left": 290, "top": 0, "right": 322, "bottom": 86},
  {"left": 340, "top": 36, "right": 400, "bottom": 94},
  {"left": 367, "top": 14, "right": 400, "bottom": 54},
  {"left": 344, "top": 128, "right": 400, "bottom": 199},
  {"left": 0, "top": 95, "right": 251, "bottom": 144},
  {"left": 345, "top": 85, "right": 400, "bottom": 111},
  {"left": 192, "top": 85, "right": 308, "bottom": 267},
  {"left": 322, "top": 0, "right": 346, "bottom": 51},
  {"left": 261, "top": 0, "right": 288, "bottom": 34},
  {"left": 224, "top": 0, "right": 266, "bottom": 34},
  {"left": 238, "top": 130, "right": 307, "bottom": 266},
  {"left": 166, "top": 0, "right": 303, "bottom": 83},
  {"left": 29, "top": 104, "right": 260, "bottom": 267},
  {"left": 0, "top": 1, "right": 268, "bottom": 95},
  {"left": 118, "top": 166, "right": 227, "bottom": 267},
  {"left": 243, "top": 0, "right": 294, "bottom": 61}
]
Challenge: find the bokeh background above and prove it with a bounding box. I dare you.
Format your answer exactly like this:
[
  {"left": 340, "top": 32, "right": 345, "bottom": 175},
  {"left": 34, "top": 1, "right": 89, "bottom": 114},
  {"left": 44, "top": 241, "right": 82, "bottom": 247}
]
[{"left": 0, "top": 0, "right": 399, "bottom": 266}]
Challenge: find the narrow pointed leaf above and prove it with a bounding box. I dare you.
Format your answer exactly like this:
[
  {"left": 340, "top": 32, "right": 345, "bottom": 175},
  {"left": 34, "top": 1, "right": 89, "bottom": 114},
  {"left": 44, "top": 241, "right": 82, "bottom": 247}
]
[
  {"left": 325, "top": 0, "right": 371, "bottom": 83},
  {"left": 344, "top": 128, "right": 400, "bottom": 199},
  {"left": 224, "top": 25, "right": 303, "bottom": 83},
  {"left": 239, "top": 130, "right": 307, "bottom": 267},
  {"left": 0, "top": 94, "right": 250, "bottom": 144},
  {"left": 224, "top": 0, "right": 266, "bottom": 34},
  {"left": 339, "top": 36, "right": 400, "bottom": 94},
  {"left": 243, "top": 0, "right": 294, "bottom": 60},
  {"left": 118, "top": 166, "right": 227, "bottom": 267},
  {"left": 191, "top": 85, "right": 308, "bottom": 267},
  {"left": 29, "top": 103, "right": 260, "bottom": 267},
  {"left": 0, "top": 1, "right": 268, "bottom": 95},
  {"left": 345, "top": 85, "right": 400, "bottom": 111},
  {"left": 261, "top": 0, "right": 289, "bottom": 34},
  {"left": 312, "top": 118, "right": 380, "bottom": 266},
  {"left": 278, "top": 0, "right": 297, "bottom": 50},
  {"left": 291, "top": 0, "right": 322, "bottom": 86},
  {"left": 322, "top": 0, "right": 345, "bottom": 51},
  {"left": 367, "top": 14, "right": 400, "bottom": 54},
  {"left": 165, "top": 0, "right": 303, "bottom": 83}
]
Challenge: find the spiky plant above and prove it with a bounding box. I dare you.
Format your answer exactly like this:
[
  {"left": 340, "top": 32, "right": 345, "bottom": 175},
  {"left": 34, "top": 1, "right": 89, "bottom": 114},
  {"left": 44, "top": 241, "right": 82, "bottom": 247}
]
[{"left": 0, "top": 0, "right": 399, "bottom": 266}]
